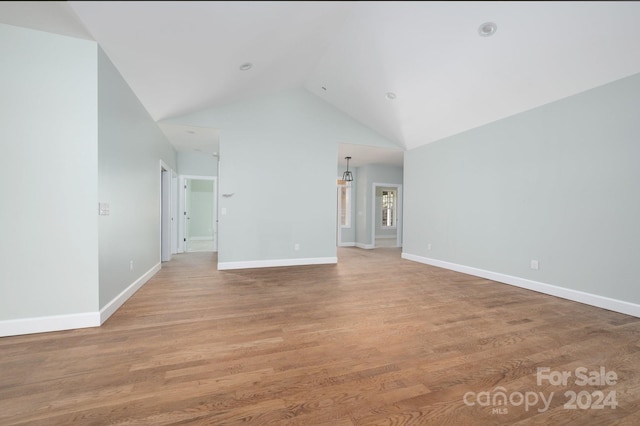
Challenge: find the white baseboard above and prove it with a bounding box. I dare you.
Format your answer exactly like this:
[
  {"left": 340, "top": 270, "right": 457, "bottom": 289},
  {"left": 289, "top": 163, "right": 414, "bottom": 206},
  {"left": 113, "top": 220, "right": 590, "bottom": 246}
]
[
  {"left": 100, "top": 262, "right": 161, "bottom": 324},
  {"left": 356, "top": 243, "right": 375, "bottom": 249},
  {"left": 401, "top": 253, "right": 640, "bottom": 318},
  {"left": 0, "top": 312, "right": 100, "bottom": 337},
  {"left": 338, "top": 242, "right": 356, "bottom": 247},
  {"left": 218, "top": 257, "right": 337, "bottom": 271},
  {"left": 0, "top": 263, "right": 162, "bottom": 337}
]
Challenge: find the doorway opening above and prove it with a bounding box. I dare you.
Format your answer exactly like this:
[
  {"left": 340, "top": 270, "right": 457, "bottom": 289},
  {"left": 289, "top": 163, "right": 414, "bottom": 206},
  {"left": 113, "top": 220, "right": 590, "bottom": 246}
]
[
  {"left": 372, "top": 183, "right": 402, "bottom": 248},
  {"left": 179, "top": 176, "right": 217, "bottom": 253}
]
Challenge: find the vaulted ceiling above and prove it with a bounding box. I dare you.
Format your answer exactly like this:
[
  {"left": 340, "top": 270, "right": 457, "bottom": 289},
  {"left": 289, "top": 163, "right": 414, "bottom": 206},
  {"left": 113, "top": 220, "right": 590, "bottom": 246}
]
[{"left": 3, "top": 1, "right": 640, "bottom": 155}]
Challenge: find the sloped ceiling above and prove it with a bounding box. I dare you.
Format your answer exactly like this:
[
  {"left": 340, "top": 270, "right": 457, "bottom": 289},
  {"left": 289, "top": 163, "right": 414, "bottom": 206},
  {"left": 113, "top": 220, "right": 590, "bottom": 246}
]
[{"left": 4, "top": 1, "right": 640, "bottom": 154}]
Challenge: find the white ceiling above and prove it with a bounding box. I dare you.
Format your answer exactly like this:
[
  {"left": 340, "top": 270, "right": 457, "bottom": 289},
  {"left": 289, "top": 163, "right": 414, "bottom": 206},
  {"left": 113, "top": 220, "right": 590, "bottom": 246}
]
[
  {"left": 338, "top": 144, "right": 403, "bottom": 168},
  {"left": 0, "top": 1, "right": 91, "bottom": 40},
  {"left": 4, "top": 1, "right": 640, "bottom": 165},
  {"left": 157, "top": 123, "right": 220, "bottom": 156}
]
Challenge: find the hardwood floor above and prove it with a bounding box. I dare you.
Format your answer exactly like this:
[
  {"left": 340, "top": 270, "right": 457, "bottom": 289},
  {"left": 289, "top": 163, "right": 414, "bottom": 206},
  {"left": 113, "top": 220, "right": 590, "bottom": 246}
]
[{"left": 1, "top": 248, "right": 639, "bottom": 425}]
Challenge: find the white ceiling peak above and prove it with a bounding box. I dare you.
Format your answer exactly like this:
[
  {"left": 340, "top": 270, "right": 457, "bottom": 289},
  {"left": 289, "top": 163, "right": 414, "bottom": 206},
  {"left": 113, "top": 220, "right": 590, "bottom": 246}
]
[
  {"left": 68, "top": 1, "right": 355, "bottom": 122},
  {"left": 0, "top": 1, "right": 92, "bottom": 40},
  {"left": 4, "top": 1, "right": 640, "bottom": 154}
]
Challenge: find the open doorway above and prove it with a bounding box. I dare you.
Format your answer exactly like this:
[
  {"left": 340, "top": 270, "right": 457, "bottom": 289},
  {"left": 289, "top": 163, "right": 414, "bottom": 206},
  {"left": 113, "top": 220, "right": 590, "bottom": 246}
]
[
  {"left": 336, "top": 143, "right": 404, "bottom": 256},
  {"left": 179, "top": 176, "right": 217, "bottom": 253},
  {"left": 372, "top": 183, "right": 403, "bottom": 248}
]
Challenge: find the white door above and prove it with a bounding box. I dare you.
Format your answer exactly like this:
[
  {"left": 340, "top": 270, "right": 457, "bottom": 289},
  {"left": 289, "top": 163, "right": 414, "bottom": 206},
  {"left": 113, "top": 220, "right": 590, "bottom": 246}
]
[
  {"left": 184, "top": 179, "right": 191, "bottom": 252},
  {"left": 161, "top": 167, "right": 172, "bottom": 262}
]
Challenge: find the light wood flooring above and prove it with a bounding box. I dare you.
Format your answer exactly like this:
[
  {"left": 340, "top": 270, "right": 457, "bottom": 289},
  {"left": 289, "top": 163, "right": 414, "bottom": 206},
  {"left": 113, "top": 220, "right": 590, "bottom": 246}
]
[{"left": 1, "top": 248, "right": 640, "bottom": 425}]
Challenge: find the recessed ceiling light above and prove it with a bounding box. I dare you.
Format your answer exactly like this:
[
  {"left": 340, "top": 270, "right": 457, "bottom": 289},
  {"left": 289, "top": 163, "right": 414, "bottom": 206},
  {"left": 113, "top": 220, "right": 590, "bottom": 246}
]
[
  {"left": 386, "top": 92, "right": 397, "bottom": 100},
  {"left": 478, "top": 22, "right": 497, "bottom": 37},
  {"left": 239, "top": 62, "right": 253, "bottom": 71}
]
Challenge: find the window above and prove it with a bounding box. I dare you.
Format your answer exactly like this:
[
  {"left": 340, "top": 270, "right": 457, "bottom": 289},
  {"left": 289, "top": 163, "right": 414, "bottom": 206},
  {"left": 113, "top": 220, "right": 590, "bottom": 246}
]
[
  {"left": 382, "top": 190, "right": 396, "bottom": 227},
  {"left": 338, "top": 179, "right": 351, "bottom": 228}
]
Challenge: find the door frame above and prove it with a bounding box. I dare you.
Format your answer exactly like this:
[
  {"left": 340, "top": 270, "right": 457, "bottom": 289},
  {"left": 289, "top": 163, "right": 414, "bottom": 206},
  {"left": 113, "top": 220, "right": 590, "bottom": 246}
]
[
  {"left": 171, "top": 170, "right": 179, "bottom": 254},
  {"left": 336, "top": 179, "right": 354, "bottom": 247},
  {"left": 336, "top": 184, "right": 342, "bottom": 247},
  {"left": 160, "top": 161, "right": 174, "bottom": 262},
  {"left": 371, "top": 182, "right": 402, "bottom": 248},
  {"left": 179, "top": 174, "right": 218, "bottom": 253}
]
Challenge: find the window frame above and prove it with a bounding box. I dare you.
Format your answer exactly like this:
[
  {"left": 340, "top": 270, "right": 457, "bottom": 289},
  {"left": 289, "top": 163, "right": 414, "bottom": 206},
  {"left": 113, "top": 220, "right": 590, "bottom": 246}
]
[
  {"left": 381, "top": 189, "right": 397, "bottom": 229},
  {"left": 338, "top": 179, "right": 352, "bottom": 229}
]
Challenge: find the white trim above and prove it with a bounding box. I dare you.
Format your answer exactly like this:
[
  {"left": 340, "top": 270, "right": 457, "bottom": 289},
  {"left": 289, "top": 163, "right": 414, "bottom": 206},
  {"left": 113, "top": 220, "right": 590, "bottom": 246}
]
[
  {"left": 356, "top": 242, "right": 375, "bottom": 250},
  {"left": 0, "top": 312, "right": 100, "bottom": 337},
  {"left": 336, "top": 185, "right": 340, "bottom": 247},
  {"left": 336, "top": 179, "right": 352, "bottom": 248},
  {"left": 171, "top": 171, "right": 179, "bottom": 254},
  {"left": 160, "top": 161, "right": 173, "bottom": 262},
  {"left": 100, "top": 263, "right": 161, "bottom": 324},
  {"left": 218, "top": 257, "right": 337, "bottom": 271},
  {"left": 180, "top": 174, "right": 216, "bottom": 180},
  {"left": 0, "top": 262, "right": 163, "bottom": 337},
  {"left": 402, "top": 253, "right": 640, "bottom": 318},
  {"left": 338, "top": 242, "right": 356, "bottom": 247}
]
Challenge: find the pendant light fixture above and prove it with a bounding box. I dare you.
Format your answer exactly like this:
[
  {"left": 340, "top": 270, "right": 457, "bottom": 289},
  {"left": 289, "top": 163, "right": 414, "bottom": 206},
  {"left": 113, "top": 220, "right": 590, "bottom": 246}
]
[{"left": 342, "top": 156, "right": 354, "bottom": 182}]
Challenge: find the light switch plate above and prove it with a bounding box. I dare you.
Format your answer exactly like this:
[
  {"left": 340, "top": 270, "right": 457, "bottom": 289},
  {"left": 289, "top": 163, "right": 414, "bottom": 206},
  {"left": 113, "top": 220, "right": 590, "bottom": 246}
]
[{"left": 99, "top": 202, "right": 110, "bottom": 216}]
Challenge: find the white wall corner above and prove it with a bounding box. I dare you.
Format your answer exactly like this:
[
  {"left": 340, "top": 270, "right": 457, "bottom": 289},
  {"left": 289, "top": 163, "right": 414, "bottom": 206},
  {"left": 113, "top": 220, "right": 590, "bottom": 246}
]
[
  {"left": 218, "top": 257, "right": 337, "bottom": 271},
  {"left": 100, "top": 262, "right": 161, "bottom": 324},
  {"left": 401, "top": 252, "right": 640, "bottom": 319}
]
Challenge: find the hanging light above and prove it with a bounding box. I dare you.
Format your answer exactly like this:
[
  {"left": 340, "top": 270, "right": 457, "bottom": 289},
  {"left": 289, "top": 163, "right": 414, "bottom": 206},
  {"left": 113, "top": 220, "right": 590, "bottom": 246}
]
[{"left": 342, "top": 156, "right": 353, "bottom": 182}]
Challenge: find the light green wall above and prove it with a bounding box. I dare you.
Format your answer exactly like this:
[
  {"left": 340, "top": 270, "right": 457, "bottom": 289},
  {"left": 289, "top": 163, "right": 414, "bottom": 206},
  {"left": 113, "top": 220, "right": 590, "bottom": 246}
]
[
  {"left": 177, "top": 151, "right": 218, "bottom": 176},
  {"left": 188, "top": 179, "right": 214, "bottom": 238},
  {"left": 98, "top": 47, "right": 177, "bottom": 308},
  {"left": 0, "top": 24, "right": 99, "bottom": 320},
  {"left": 404, "top": 72, "right": 640, "bottom": 304},
  {"left": 167, "top": 89, "right": 399, "bottom": 264}
]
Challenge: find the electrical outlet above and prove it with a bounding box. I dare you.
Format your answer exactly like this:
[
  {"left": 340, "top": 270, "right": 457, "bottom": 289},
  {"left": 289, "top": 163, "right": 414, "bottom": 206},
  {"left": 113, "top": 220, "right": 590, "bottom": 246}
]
[
  {"left": 530, "top": 259, "right": 539, "bottom": 270},
  {"left": 427, "top": 243, "right": 432, "bottom": 250},
  {"left": 129, "top": 260, "right": 134, "bottom": 271},
  {"left": 294, "top": 243, "right": 300, "bottom": 251}
]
